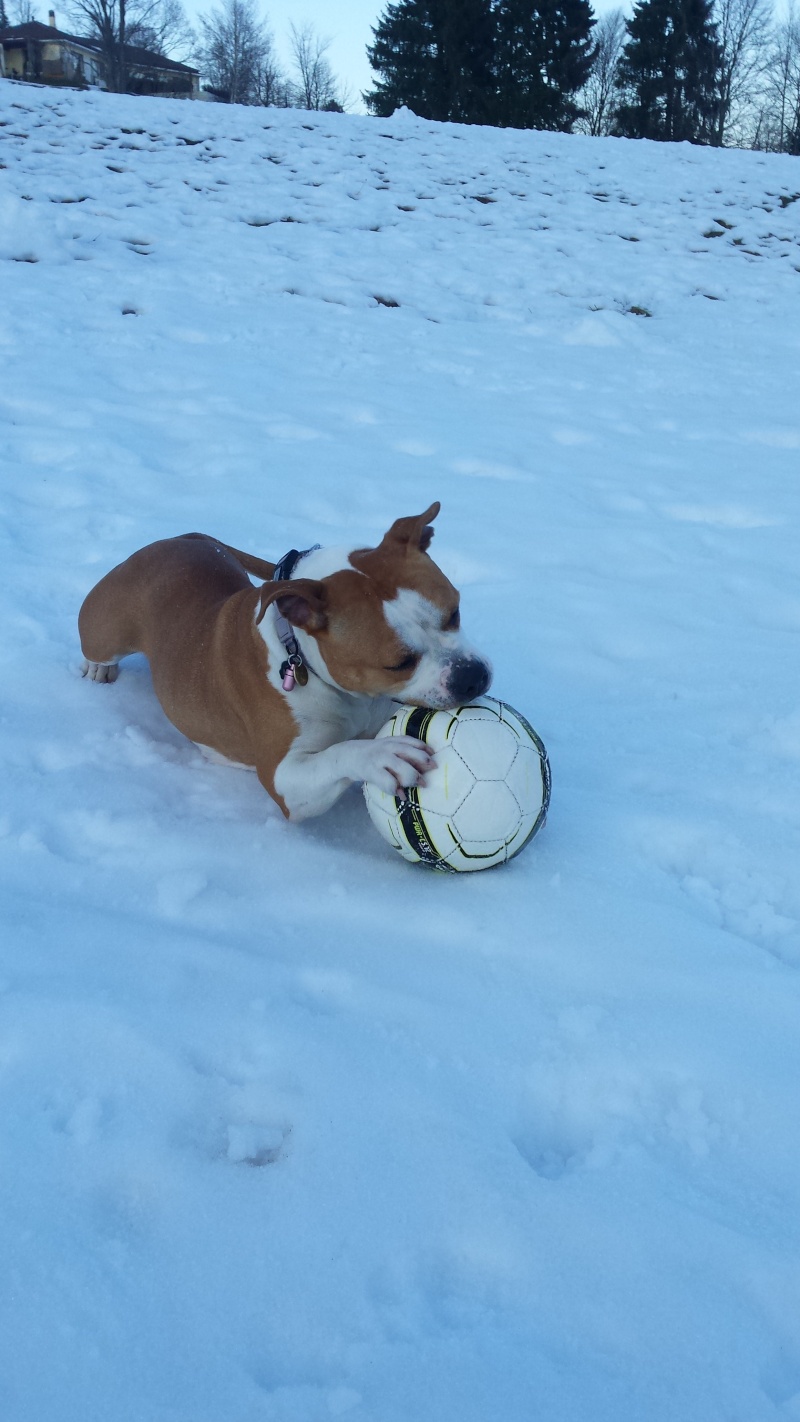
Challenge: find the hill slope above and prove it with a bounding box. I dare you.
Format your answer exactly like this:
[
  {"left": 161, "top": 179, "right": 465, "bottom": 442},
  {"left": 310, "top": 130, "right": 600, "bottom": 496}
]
[{"left": 2, "top": 84, "right": 800, "bottom": 1422}]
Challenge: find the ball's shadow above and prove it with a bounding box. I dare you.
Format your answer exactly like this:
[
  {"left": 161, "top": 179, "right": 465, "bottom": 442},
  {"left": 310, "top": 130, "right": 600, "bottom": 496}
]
[{"left": 297, "top": 783, "right": 392, "bottom": 865}]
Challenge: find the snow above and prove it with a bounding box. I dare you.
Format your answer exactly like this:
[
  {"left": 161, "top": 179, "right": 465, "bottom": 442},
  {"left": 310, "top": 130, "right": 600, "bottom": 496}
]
[{"left": 2, "top": 82, "right": 800, "bottom": 1420}]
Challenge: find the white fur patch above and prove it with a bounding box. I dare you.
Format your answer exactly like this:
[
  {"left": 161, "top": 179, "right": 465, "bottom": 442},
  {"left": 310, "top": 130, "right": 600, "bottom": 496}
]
[
  {"left": 293, "top": 546, "right": 360, "bottom": 581},
  {"left": 195, "top": 743, "right": 255, "bottom": 771},
  {"left": 384, "top": 588, "right": 482, "bottom": 708},
  {"left": 384, "top": 588, "right": 449, "bottom": 651}
]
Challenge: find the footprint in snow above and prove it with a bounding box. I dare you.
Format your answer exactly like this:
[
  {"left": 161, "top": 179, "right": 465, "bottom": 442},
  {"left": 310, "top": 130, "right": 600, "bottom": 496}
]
[{"left": 225, "top": 1120, "right": 289, "bottom": 1167}]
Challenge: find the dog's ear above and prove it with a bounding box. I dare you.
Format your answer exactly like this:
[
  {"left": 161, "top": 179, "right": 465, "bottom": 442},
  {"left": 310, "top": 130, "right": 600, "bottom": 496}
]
[
  {"left": 256, "top": 578, "right": 328, "bottom": 633},
  {"left": 380, "top": 502, "right": 440, "bottom": 555}
]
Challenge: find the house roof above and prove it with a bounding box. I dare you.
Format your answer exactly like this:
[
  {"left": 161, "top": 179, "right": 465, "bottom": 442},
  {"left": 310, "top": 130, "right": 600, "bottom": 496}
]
[
  {"left": 117, "top": 41, "right": 198, "bottom": 76},
  {"left": 0, "top": 20, "right": 198, "bottom": 75},
  {"left": 1, "top": 19, "right": 92, "bottom": 46}
]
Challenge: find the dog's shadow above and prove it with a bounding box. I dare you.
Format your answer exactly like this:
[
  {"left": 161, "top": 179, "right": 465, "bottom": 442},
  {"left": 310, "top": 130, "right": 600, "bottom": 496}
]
[
  {"left": 109, "top": 655, "right": 393, "bottom": 865},
  {"left": 298, "top": 783, "right": 384, "bottom": 859}
]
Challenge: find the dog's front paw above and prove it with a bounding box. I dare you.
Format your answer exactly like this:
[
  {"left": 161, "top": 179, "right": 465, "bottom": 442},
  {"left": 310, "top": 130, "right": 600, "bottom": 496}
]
[
  {"left": 359, "top": 735, "right": 436, "bottom": 794},
  {"left": 82, "top": 659, "right": 119, "bottom": 684}
]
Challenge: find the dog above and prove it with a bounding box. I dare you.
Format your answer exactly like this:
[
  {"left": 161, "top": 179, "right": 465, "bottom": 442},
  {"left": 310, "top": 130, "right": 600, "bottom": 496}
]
[{"left": 78, "top": 503, "right": 492, "bottom": 821}]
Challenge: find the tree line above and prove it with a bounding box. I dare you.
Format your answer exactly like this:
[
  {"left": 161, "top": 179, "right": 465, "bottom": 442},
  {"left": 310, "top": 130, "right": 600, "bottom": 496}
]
[{"left": 366, "top": 0, "right": 800, "bottom": 152}]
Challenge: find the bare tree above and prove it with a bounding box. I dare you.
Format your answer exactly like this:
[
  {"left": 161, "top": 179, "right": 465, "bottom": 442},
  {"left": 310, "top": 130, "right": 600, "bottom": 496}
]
[
  {"left": 10, "top": 0, "right": 39, "bottom": 20},
  {"left": 197, "top": 0, "right": 277, "bottom": 103},
  {"left": 130, "top": 0, "right": 194, "bottom": 62},
  {"left": 576, "top": 7, "right": 626, "bottom": 135},
  {"left": 255, "top": 42, "right": 292, "bottom": 106},
  {"left": 288, "top": 19, "right": 347, "bottom": 112},
  {"left": 752, "top": 4, "right": 800, "bottom": 151},
  {"left": 67, "top": 0, "right": 164, "bottom": 89},
  {"left": 711, "top": 0, "right": 772, "bottom": 145}
]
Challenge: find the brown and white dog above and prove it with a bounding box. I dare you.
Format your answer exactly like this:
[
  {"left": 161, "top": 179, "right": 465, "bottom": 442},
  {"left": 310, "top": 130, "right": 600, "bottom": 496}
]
[{"left": 79, "top": 503, "right": 492, "bottom": 821}]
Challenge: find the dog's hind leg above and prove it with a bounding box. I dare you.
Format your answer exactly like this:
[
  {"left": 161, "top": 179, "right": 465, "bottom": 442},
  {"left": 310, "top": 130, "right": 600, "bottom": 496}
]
[
  {"left": 81, "top": 659, "right": 120, "bottom": 683},
  {"left": 78, "top": 560, "right": 142, "bottom": 682}
]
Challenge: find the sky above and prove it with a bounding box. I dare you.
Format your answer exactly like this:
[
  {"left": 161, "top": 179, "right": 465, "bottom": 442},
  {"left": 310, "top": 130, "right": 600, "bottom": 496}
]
[{"left": 262, "top": 0, "right": 381, "bottom": 106}]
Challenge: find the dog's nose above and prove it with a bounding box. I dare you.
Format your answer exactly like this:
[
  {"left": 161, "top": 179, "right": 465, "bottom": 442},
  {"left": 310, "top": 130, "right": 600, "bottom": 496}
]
[{"left": 447, "top": 657, "right": 492, "bottom": 704}]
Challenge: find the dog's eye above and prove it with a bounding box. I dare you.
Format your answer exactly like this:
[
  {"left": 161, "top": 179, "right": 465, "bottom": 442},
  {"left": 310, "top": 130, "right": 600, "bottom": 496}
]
[
  {"left": 445, "top": 607, "right": 461, "bottom": 631},
  {"left": 385, "top": 652, "right": 420, "bottom": 674}
]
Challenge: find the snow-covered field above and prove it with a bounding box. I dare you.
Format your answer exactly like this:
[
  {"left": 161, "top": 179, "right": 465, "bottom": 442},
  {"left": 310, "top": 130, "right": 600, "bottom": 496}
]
[{"left": 2, "top": 83, "right": 800, "bottom": 1421}]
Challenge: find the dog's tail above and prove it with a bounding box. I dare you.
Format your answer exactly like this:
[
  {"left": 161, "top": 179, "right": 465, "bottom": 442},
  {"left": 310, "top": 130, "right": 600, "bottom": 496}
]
[{"left": 218, "top": 541, "right": 277, "bottom": 583}]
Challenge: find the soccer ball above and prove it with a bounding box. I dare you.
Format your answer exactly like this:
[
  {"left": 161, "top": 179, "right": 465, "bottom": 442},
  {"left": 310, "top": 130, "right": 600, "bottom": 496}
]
[{"left": 363, "top": 696, "right": 550, "bottom": 873}]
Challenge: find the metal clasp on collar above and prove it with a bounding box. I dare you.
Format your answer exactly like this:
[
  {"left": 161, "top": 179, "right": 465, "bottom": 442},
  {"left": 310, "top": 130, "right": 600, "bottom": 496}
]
[
  {"left": 273, "top": 543, "right": 320, "bottom": 692},
  {"left": 280, "top": 651, "right": 308, "bottom": 692}
]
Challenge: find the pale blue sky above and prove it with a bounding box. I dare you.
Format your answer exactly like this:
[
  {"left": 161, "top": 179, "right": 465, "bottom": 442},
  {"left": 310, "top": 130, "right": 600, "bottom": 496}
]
[{"left": 180, "top": 0, "right": 383, "bottom": 105}]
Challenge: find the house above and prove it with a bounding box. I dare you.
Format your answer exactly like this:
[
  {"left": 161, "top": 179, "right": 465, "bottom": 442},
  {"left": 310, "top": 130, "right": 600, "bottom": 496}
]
[{"left": 0, "top": 10, "right": 199, "bottom": 98}]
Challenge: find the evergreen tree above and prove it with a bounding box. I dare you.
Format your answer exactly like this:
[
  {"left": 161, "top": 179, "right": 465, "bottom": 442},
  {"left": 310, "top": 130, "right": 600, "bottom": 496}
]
[
  {"left": 365, "top": 0, "right": 595, "bottom": 131},
  {"left": 366, "top": 1, "right": 434, "bottom": 118},
  {"left": 614, "top": 0, "right": 721, "bottom": 142},
  {"left": 0, "top": 0, "right": 9, "bottom": 31},
  {"left": 365, "top": 0, "right": 495, "bottom": 123},
  {"left": 493, "top": 0, "right": 595, "bottom": 130}
]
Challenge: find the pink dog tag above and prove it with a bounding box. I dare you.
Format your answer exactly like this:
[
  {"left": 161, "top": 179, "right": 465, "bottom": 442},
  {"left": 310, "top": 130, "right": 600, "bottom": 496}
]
[{"left": 282, "top": 664, "right": 296, "bottom": 692}]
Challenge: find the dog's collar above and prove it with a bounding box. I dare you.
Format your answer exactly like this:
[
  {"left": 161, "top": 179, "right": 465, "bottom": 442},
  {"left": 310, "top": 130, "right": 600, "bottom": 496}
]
[
  {"left": 272, "top": 544, "right": 321, "bottom": 691},
  {"left": 272, "top": 545, "right": 320, "bottom": 583}
]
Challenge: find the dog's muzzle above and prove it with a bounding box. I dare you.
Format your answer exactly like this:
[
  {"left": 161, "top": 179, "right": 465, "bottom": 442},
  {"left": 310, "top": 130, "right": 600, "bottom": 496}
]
[{"left": 444, "top": 656, "right": 492, "bottom": 705}]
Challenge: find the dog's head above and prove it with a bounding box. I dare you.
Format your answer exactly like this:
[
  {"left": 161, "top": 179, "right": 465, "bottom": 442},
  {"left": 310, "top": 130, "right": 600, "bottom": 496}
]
[{"left": 258, "top": 503, "right": 492, "bottom": 707}]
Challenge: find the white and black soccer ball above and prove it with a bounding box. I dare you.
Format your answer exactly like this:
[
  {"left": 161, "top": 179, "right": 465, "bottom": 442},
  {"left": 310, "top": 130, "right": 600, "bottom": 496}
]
[{"left": 363, "top": 696, "right": 550, "bottom": 872}]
